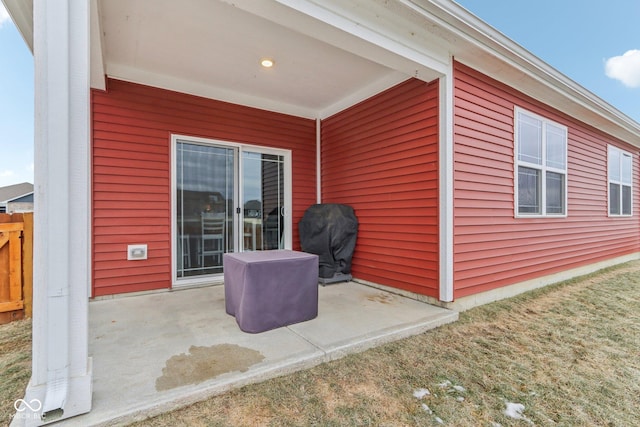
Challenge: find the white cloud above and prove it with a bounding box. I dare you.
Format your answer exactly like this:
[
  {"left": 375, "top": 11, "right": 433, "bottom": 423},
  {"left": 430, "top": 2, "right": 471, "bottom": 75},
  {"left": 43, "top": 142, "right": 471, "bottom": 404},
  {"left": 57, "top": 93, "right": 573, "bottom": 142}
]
[
  {"left": 0, "top": 170, "right": 15, "bottom": 178},
  {"left": 0, "top": 3, "right": 10, "bottom": 28},
  {"left": 605, "top": 50, "right": 640, "bottom": 88}
]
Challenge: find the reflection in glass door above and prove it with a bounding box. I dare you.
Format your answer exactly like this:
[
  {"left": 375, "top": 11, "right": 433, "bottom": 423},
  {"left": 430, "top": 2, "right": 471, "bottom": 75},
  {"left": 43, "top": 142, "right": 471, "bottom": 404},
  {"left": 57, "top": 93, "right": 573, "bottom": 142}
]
[
  {"left": 175, "top": 141, "right": 234, "bottom": 279},
  {"left": 242, "top": 152, "right": 285, "bottom": 251},
  {"left": 174, "top": 138, "right": 290, "bottom": 284}
]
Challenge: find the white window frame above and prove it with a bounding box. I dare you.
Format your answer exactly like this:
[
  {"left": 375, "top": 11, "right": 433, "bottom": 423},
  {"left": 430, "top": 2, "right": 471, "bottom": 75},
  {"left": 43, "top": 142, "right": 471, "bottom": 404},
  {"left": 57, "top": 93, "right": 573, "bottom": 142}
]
[
  {"left": 607, "top": 145, "right": 633, "bottom": 217},
  {"left": 514, "top": 107, "right": 568, "bottom": 218},
  {"left": 170, "top": 134, "right": 293, "bottom": 288}
]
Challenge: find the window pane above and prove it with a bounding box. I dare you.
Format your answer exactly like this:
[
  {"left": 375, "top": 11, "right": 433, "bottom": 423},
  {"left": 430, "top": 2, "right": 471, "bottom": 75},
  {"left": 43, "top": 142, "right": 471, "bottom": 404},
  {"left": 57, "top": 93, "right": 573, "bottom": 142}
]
[
  {"left": 609, "top": 149, "right": 621, "bottom": 181},
  {"left": 621, "top": 154, "right": 632, "bottom": 184},
  {"left": 622, "top": 185, "right": 632, "bottom": 215},
  {"left": 546, "top": 124, "right": 566, "bottom": 170},
  {"left": 518, "top": 113, "right": 542, "bottom": 164},
  {"left": 609, "top": 183, "right": 621, "bottom": 215},
  {"left": 546, "top": 172, "right": 565, "bottom": 214},
  {"left": 518, "top": 166, "right": 541, "bottom": 214}
]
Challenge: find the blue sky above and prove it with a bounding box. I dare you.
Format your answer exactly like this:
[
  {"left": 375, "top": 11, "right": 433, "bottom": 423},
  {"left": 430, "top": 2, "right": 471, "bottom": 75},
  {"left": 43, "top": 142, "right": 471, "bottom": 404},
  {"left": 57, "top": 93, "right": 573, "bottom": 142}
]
[
  {"left": 455, "top": 0, "right": 640, "bottom": 121},
  {"left": 0, "top": 1, "right": 639, "bottom": 188},
  {"left": 0, "top": 3, "right": 33, "bottom": 188}
]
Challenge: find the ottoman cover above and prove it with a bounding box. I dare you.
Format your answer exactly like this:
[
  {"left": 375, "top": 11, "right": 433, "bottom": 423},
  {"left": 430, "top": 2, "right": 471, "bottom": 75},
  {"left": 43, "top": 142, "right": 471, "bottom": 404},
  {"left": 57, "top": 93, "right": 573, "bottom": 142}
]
[{"left": 223, "top": 250, "right": 319, "bottom": 333}]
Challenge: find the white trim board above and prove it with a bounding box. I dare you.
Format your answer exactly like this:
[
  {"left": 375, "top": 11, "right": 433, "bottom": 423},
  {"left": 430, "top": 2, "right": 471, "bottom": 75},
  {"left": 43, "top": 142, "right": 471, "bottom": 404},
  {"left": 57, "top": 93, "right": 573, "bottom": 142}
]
[{"left": 354, "top": 252, "right": 640, "bottom": 312}]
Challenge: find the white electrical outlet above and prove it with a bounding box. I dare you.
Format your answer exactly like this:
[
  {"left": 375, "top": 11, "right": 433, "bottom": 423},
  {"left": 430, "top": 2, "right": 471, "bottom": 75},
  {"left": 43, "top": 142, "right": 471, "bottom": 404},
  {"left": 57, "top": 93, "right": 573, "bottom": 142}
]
[{"left": 127, "top": 244, "right": 148, "bottom": 260}]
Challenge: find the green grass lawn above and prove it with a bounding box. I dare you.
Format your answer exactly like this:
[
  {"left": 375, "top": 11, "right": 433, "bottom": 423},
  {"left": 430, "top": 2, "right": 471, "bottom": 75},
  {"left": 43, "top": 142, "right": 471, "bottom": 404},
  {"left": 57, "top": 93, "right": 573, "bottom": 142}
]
[{"left": 3, "top": 262, "right": 640, "bottom": 426}]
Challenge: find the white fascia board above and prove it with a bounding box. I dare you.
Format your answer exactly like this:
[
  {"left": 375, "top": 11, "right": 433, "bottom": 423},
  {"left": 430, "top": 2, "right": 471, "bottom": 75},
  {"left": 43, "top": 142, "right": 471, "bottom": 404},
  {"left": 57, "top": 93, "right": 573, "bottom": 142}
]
[
  {"left": 2, "top": 0, "right": 33, "bottom": 51},
  {"left": 106, "top": 63, "right": 319, "bottom": 119},
  {"left": 407, "top": 0, "right": 640, "bottom": 143},
  {"left": 90, "top": 0, "right": 106, "bottom": 90},
  {"left": 227, "top": 0, "right": 449, "bottom": 76},
  {"left": 275, "top": 0, "right": 449, "bottom": 73}
]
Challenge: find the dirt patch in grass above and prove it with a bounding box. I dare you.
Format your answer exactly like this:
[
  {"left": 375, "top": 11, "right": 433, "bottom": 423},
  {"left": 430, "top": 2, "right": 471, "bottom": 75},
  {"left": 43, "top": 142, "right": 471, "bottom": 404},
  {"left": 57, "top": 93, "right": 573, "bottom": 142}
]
[
  {"left": 0, "top": 318, "right": 31, "bottom": 425},
  {"left": 134, "top": 262, "right": 640, "bottom": 426}
]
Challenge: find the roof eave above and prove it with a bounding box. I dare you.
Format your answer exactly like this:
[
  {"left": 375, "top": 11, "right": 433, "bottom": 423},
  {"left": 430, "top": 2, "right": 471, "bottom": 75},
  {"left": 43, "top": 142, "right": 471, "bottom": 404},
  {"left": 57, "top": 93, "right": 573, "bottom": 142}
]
[
  {"left": 408, "top": 0, "right": 640, "bottom": 145},
  {"left": 2, "top": 0, "right": 33, "bottom": 52},
  {"left": 5, "top": 0, "right": 640, "bottom": 145},
  {"left": 4, "top": 191, "right": 34, "bottom": 203}
]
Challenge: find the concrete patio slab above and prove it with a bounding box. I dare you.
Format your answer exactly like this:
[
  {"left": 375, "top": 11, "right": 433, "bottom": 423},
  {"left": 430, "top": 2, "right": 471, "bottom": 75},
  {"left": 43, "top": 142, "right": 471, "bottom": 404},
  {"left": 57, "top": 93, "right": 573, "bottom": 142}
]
[{"left": 64, "top": 281, "right": 457, "bottom": 426}]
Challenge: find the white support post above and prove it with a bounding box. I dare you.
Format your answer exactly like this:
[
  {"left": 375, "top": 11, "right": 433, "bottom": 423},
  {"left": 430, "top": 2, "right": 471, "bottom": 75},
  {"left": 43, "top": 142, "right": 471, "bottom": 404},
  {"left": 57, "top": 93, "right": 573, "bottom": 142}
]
[
  {"left": 316, "top": 118, "right": 322, "bottom": 203},
  {"left": 12, "top": 0, "right": 93, "bottom": 425},
  {"left": 439, "top": 65, "right": 454, "bottom": 303}
]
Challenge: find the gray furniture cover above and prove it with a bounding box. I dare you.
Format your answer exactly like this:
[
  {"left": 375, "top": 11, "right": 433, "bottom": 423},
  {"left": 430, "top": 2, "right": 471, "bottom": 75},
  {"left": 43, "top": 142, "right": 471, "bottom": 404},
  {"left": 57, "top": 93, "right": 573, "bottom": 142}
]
[
  {"left": 223, "top": 250, "right": 319, "bottom": 333},
  {"left": 298, "top": 203, "right": 358, "bottom": 279}
]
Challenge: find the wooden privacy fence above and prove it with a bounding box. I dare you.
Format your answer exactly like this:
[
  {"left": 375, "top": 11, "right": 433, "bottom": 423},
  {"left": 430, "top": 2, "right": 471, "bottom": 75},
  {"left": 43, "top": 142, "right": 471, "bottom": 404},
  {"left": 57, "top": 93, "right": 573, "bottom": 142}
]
[{"left": 0, "top": 212, "right": 33, "bottom": 324}]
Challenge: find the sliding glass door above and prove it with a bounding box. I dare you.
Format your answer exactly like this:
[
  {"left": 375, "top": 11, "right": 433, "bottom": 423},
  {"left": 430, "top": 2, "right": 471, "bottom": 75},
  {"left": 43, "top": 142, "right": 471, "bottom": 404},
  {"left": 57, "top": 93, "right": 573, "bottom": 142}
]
[
  {"left": 175, "top": 142, "right": 235, "bottom": 279},
  {"left": 173, "top": 137, "right": 290, "bottom": 285}
]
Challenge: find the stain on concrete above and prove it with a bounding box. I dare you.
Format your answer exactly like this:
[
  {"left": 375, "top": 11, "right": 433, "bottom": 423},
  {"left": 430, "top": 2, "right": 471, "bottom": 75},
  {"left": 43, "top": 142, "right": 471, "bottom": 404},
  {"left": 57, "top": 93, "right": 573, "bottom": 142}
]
[
  {"left": 155, "top": 344, "right": 265, "bottom": 391},
  {"left": 367, "top": 293, "right": 396, "bottom": 305}
]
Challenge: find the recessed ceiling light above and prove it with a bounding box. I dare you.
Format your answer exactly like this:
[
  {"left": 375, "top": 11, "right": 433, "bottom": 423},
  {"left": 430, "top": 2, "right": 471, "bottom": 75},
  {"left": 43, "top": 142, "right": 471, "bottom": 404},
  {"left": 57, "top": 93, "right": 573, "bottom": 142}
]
[{"left": 261, "top": 58, "right": 274, "bottom": 68}]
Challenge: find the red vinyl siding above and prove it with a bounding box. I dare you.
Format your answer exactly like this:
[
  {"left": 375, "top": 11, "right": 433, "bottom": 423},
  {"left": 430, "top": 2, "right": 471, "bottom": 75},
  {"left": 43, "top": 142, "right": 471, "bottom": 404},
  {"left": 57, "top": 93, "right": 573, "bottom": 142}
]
[
  {"left": 321, "top": 78, "right": 440, "bottom": 298},
  {"left": 453, "top": 61, "right": 640, "bottom": 298},
  {"left": 92, "top": 79, "right": 316, "bottom": 296}
]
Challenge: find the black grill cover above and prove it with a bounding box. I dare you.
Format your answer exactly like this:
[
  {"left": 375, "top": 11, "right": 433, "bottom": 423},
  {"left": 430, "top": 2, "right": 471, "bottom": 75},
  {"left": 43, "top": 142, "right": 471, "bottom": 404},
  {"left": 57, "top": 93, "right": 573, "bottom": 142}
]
[{"left": 298, "top": 204, "right": 358, "bottom": 278}]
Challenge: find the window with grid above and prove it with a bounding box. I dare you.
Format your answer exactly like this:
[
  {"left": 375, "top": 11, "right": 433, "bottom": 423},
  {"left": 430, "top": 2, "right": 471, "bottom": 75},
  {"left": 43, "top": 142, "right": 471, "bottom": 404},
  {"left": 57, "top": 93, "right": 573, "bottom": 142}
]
[
  {"left": 515, "top": 108, "right": 568, "bottom": 217},
  {"left": 608, "top": 146, "right": 633, "bottom": 216}
]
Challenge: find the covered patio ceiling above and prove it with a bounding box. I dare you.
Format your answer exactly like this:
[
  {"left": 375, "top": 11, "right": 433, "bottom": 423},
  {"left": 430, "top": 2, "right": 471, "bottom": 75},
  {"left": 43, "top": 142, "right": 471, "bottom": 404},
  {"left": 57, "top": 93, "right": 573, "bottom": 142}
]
[
  {"left": 6, "top": 0, "right": 640, "bottom": 140},
  {"left": 92, "top": 0, "right": 448, "bottom": 119}
]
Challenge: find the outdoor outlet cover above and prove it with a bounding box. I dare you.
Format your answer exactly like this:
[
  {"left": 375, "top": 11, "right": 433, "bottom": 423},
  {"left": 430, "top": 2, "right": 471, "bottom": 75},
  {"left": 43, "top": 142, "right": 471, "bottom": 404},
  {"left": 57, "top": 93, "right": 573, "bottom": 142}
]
[{"left": 127, "top": 244, "right": 148, "bottom": 260}]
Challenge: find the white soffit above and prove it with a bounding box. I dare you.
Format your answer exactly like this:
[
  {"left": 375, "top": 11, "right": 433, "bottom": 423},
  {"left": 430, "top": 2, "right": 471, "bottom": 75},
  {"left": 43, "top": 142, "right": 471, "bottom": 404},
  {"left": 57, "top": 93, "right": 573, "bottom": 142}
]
[
  {"left": 99, "top": 0, "right": 446, "bottom": 118},
  {"left": 2, "top": 0, "right": 33, "bottom": 50}
]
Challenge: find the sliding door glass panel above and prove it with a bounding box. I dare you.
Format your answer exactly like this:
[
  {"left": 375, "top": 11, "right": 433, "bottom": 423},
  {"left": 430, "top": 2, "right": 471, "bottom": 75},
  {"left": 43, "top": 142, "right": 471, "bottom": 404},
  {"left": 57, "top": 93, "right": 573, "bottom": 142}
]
[
  {"left": 242, "top": 151, "right": 285, "bottom": 251},
  {"left": 176, "top": 141, "right": 234, "bottom": 278}
]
